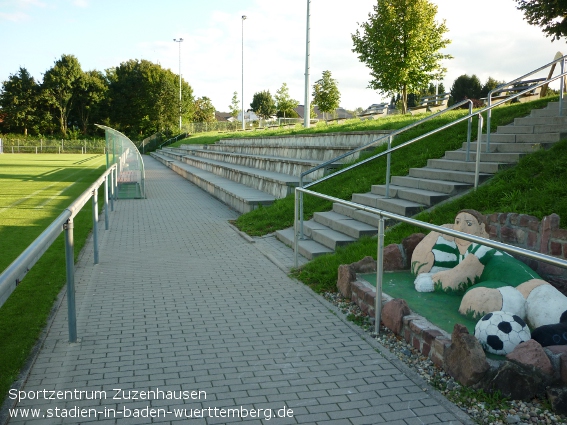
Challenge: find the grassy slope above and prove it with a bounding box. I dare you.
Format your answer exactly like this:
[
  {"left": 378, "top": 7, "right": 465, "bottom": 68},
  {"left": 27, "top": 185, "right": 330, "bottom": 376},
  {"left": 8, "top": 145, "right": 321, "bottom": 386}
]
[
  {"left": 0, "top": 154, "right": 106, "bottom": 405},
  {"left": 292, "top": 138, "right": 567, "bottom": 293},
  {"left": 232, "top": 97, "right": 557, "bottom": 235}
]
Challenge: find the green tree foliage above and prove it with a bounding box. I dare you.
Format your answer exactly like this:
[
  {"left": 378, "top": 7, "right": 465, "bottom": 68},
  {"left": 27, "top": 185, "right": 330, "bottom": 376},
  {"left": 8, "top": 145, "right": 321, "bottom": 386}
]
[
  {"left": 229, "top": 91, "right": 240, "bottom": 118},
  {"left": 450, "top": 74, "right": 482, "bottom": 102},
  {"left": 42, "top": 54, "right": 83, "bottom": 136},
  {"left": 73, "top": 70, "right": 108, "bottom": 134},
  {"left": 250, "top": 90, "right": 276, "bottom": 119},
  {"left": 193, "top": 96, "right": 216, "bottom": 122},
  {"left": 275, "top": 83, "right": 299, "bottom": 118},
  {"left": 480, "top": 77, "right": 505, "bottom": 98},
  {"left": 515, "top": 0, "right": 567, "bottom": 41},
  {"left": 312, "top": 71, "right": 341, "bottom": 120},
  {"left": 106, "top": 59, "right": 194, "bottom": 137},
  {"left": 351, "top": 0, "right": 452, "bottom": 114},
  {"left": 0, "top": 67, "right": 39, "bottom": 136}
]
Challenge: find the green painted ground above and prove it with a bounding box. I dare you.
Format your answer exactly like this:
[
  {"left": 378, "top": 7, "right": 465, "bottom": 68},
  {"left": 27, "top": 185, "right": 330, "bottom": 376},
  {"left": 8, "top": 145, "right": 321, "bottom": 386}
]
[
  {"left": 0, "top": 153, "right": 107, "bottom": 405},
  {"left": 360, "top": 271, "right": 478, "bottom": 334}
]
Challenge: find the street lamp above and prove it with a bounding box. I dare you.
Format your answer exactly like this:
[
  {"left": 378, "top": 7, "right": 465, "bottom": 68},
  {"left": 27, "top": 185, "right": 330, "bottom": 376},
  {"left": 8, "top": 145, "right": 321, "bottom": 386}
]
[
  {"left": 304, "top": 0, "right": 311, "bottom": 128},
  {"left": 173, "top": 38, "right": 184, "bottom": 131},
  {"left": 242, "top": 15, "right": 247, "bottom": 130}
]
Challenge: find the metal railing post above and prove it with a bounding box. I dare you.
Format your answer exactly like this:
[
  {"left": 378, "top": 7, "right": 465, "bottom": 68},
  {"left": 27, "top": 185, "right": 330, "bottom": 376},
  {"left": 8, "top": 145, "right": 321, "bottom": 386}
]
[
  {"left": 475, "top": 114, "right": 484, "bottom": 189},
  {"left": 385, "top": 135, "right": 392, "bottom": 198},
  {"left": 104, "top": 176, "right": 109, "bottom": 230},
  {"left": 294, "top": 188, "right": 299, "bottom": 268},
  {"left": 64, "top": 219, "right": 77, "bottom": 343},
  {"left": 375, "top": 217, "right": 385, "bottom": 335},
  {"left": 114, "top": 167, "right": 118, "bottom": 202},
  {"left": 299, "top": 176, "right": 305, "bottom": 240},
  {"left": 466, "top": 102, "right": 473, "bottom": 162},
  {"left": 109, "top": 170, "right": 115, "bottom": 212},
  {"left": 92, "top": 188, "right": 99, "bottom": 264},
  {"left": 486, "top": 96, "right": 492, "bottom": 153},
  {"left": 561, "top": 58, "right": 565, "bottom": 117}
]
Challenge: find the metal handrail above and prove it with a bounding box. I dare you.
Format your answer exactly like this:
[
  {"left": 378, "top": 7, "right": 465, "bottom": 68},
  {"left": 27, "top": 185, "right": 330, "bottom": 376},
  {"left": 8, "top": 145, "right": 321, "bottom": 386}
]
[
  {"left": 486, "top": 54, "right": 567, "bottom": 150},
  {"left": 0, "top": 164, "right": 119, "bottom": 342},
  {"left": 294, "top": 187, "right": 567, "bottom": 334},
  {"left": 159, "top": 132, "right": 187, "bottom": 150},
  {"left": 298, "top": 98, "right": 474, "bottom": 238}
]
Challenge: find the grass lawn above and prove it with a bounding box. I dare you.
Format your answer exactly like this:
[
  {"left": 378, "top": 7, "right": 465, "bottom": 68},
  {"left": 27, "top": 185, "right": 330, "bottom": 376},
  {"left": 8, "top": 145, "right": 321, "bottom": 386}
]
[{"left": 0, "top": 154, "right": 107, "bottom": 405}]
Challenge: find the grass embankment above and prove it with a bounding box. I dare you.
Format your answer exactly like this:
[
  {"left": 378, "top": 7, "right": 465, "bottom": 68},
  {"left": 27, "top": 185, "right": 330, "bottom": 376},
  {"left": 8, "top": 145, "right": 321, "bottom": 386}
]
[
  {"left": 0, "top": 154, "right": 106, "bottom": 405},
  {"left": 177, "top": 96, "right": 564, "bottom": 294}
]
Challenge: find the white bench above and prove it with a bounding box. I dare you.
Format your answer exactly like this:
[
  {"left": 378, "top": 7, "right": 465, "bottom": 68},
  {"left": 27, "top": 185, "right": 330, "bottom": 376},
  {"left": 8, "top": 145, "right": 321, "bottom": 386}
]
[
  {"left": 408, "top": 93, "right": 450, "bottom": 115},
  {"left": 482, "top": 78, "right": 545, "bottom": 105}
]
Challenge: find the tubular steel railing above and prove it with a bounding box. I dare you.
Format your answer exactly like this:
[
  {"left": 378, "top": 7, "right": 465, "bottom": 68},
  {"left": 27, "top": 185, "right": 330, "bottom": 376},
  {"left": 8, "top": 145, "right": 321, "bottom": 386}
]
[
  {"left": 0, "top": 164, "right": 119, "bottom": 343},
  {"left": 294, "top": 57, "right": 567, "bottom": 334},
  {"left": 294, "top": 188, "right": 567, "bottom": 335},
  {"left": 298, "top": 98, "right": 474, "bottom": 239}
]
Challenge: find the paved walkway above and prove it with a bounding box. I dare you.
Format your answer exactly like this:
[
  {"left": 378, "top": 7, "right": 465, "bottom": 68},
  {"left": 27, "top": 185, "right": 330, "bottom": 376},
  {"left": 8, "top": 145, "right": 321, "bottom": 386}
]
[{"left": 6, "top": 157, "right": 471, "bottom": 425}]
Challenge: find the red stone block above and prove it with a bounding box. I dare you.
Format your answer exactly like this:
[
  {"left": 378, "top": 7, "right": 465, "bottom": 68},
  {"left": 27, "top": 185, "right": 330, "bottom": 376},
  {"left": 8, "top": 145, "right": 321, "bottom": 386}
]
[
  {"left": 409, "top": 319, "right": 425, "bottom": 336},
  {"left": 359, "top": 302, "right": 369, "bottom": 314},
  {"left": 488, "top": 213, "right": 499, "bottom": 224},
  {"left": 404, "top": 328, "right": 411, "bottom": 343},
  {"left": 527, "top": 231, "right": 539, "bottom": 249},
  {"left": 552, "top": 229, "right": 567, "bottom": 242},
  {"left": 423, "top": 329, "right": 444, "bottom": 345},
  {"left": 368, "top": 307, "right": 375, "bottom": 318},
  {"left": 499, "top": 213, "right": 508, "bottom": 225},
  {"left": 412, "top": 336, "right": 421, "bottom": 350},
  {"left": 528, "top": 219, "right": 541, "bottom": 232},
  {"left": 516, "top": 229, "right": 527, "bottom": 244},
  {"left": 500, "top": 226, "right": 518, "bottom": 244},
  {"left": 551, "top": 241, "right": 563, "bottom": 256},
  {"left": 488, "top": 225, "right": 499, "bottom": 239},
  {"left": 363, "top": 289, "right": 375, "bottom": 306},
  {"left": 431, "top": 352, "right": 443, "bottom": 368},
  {"left": 509, "top": 213, "right": 520, "bottom": 225},
  {"left": 422, "top": 343, "right": 431, "bottom": 357},
  {"left": 520, "top": 214, "right": 538, "bottom": 227}
]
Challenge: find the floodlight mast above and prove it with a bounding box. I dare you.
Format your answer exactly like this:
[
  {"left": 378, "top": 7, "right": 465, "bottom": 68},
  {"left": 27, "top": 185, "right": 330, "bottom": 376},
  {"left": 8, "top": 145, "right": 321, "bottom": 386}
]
[
  {"left": 304, "top": 0, "right": 311, "bottom": 128},
  {"left": 173, "top": 38, "right": 184, "bottom": 131},
  {"left": 242, "top": 15, "right": 247, "bottom": 131}
]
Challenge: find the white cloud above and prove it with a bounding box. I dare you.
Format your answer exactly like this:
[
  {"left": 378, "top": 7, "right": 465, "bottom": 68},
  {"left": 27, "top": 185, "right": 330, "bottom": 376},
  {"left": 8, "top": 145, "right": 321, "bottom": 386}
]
[
  {"left": 71, "top": 0, "right": 88, "bottom": 7},
  {"left": 0, "top": 11, "right": 29, "bottom": 21}
]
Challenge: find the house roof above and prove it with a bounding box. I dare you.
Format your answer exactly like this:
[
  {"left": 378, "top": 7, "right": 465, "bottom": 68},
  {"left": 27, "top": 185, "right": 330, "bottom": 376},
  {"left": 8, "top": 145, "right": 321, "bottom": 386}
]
[{"left": 215, "top": 111, "right": 234, "bottom": 122}]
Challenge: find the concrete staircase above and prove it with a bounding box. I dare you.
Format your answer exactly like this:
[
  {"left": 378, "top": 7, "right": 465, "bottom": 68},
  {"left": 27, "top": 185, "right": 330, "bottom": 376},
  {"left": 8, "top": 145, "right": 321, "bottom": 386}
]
[
  {"left": 151, "top": 131, "right": 390, "bottom": 213},
  {"left": 276, "top": 102, "right": 567, "bottom": 259}
]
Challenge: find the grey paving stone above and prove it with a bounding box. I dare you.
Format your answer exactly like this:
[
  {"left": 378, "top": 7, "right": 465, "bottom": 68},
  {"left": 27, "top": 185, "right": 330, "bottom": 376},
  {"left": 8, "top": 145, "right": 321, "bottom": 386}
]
[{"left": 6, "top": 157, "right": 469, "bottom": 425}]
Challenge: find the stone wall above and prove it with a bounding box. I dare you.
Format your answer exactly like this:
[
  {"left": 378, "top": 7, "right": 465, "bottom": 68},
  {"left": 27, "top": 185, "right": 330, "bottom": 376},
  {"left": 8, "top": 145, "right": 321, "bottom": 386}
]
[{"left": 485, "top": 213, "right": 567, "bottom": 292}]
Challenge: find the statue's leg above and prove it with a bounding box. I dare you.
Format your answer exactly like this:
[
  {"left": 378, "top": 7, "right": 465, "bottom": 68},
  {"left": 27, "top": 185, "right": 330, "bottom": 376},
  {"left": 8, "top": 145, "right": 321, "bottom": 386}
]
[
  {"left": 459, "top": 286, "right": 526, "bottom": 320},
  {"left": 517, "top": 279, "right": 567, "bottom": 329}
]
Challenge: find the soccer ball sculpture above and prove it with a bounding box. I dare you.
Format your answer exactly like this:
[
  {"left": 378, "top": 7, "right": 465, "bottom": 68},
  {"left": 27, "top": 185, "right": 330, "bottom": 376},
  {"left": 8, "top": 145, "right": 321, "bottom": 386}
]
[{"left": 474, "top": 311, "right": 531, "bottom": 355}]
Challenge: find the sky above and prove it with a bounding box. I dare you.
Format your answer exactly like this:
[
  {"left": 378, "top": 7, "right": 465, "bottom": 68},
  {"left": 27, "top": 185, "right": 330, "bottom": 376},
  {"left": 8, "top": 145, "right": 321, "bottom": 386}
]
[{"left": 1, "top": 0, "right": 566, "bottom": 113}]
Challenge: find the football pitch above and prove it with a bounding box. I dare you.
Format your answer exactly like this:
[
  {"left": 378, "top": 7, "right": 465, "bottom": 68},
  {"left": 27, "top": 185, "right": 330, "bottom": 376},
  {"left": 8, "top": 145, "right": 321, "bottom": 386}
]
[
  {"left": 0, "top": 153, "right": 107, "bottom": 403},
  {"left": 0, "top": 154, "right": 107, "bottom": 271}
]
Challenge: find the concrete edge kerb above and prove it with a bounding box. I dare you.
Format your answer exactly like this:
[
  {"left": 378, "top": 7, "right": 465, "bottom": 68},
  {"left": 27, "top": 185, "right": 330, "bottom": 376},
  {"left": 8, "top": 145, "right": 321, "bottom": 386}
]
[{"left": 287, "top": 274, "right": 475, "bottom": 425}]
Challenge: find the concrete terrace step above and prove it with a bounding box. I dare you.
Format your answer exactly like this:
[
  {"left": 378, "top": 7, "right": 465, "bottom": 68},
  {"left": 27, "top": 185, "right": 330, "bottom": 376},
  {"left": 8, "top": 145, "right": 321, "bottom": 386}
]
[
  {"left": 185, "top": 149, "right": 341, "bottom": 179},
  {"left": 497, "top": 123, "right": 567, "bottom": 134},
  {"left": 312, "top": 211, "right": 378, "bottom": 239},
  {"left": 477, "top": 132, "right": 563, "bottom": 143},
  {"left": 514, "top": 115, "right": 567, "bottom": 126},
  {"left": 275, "top": 227, "right": 333, "bottom": 260},
  {"left": 426, "top": 158, "right": 509, "bottom": 174},
  {"left": 370, "top": 184, "right": 450, "bottom": 206},
  {"left": 351, "top": 192, "right": 425, "bottom": 216},
  {"left": 408, "top": 167, "right": 492, "bottom": 184},
  {"left": 390, "top": 176, "right": 472, "bottom": 195},
  {"left": 150, "top": 152, "right": 275, "bottom": 213},
  {"left": 463, "top": 141, "right": 548, "bottom": 153},
  {"left": 158, "top": 149, "right": 311, "bottom": 198},
  {"left": 444, "top": 150, "right": 525, "bottom": 163},
  {"left": 302, "top": 219, "right": 357, "bottom": 250},
  {"left": 202, "top": 143, "right": 361, "bottom": 162}
]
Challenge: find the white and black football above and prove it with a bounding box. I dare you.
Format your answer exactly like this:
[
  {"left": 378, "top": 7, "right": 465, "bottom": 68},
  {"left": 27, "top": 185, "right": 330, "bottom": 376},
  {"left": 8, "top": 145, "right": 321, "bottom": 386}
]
[{"left": 474, "top": 311, "right": 531, "bottom": 355}]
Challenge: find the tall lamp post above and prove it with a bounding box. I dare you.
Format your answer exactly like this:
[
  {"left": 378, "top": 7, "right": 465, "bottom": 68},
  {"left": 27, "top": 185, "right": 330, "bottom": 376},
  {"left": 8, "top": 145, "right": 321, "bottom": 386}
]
[
  {"left": 241, "top": 15, "right": 247, "bottom": 130},
  {"left": 173, "top": 38, "right": 184, "bottom": 131},
  {"left": 304, "top": 1, "right": 311, "bottom": 128}
]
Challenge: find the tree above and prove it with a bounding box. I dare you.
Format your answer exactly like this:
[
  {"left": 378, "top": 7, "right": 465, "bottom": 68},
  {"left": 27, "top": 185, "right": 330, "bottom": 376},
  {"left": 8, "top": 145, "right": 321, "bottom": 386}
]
[
  {"left": 106, "top": 59, "right": 194, "bottom": 137},
  {"left": 250, "top": 90, "right": 276, "bottom": 119},
  {"left": 515, "top": 0, "right": 567, "bottom": 41},
  {"left": 73, "top": 70, "right": 108, "bottom": 134},
  {"left": 450, "top": 74, "right": 482, "bottom": 103},
  {"left": 193, "top": 96, "right": 216, "bottom": 122},
  {"left": 42, "top": 54, "right": 83, "bottom": 136},
  {"left": 0, "top": 67, "right": 39, "bottom": 135},
  {"left": 351, "top": 0, "right": 452, "bottom": 114},
  {"left": 480, "top": 77, "right": 505, "bottom": 98},
  {"left": 229, "top": 91, "right": 240, "bottom": 118},
  {"left": 275, "top": 83, "right": 299, "bottom": 118},
  {"left": 312, "top": 71, "right": 341, "bottom": 120}
]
